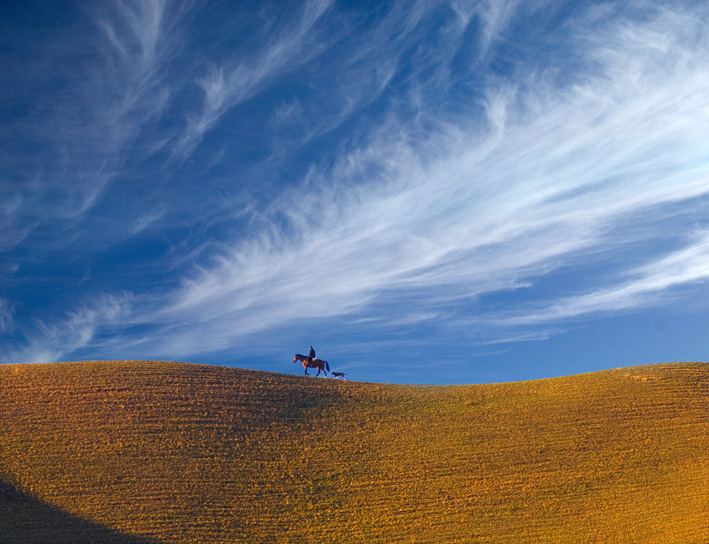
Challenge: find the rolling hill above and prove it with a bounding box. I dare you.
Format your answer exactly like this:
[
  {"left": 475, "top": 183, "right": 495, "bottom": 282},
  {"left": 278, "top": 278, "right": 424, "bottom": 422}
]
[{"left": 1, "top": 361, "right": 707, "bottom": 543}]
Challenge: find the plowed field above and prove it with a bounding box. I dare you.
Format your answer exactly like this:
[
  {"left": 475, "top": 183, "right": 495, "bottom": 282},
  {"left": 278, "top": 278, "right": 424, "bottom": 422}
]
[{"left": 1, "top": 361, "right": 707, "bottom": 543}]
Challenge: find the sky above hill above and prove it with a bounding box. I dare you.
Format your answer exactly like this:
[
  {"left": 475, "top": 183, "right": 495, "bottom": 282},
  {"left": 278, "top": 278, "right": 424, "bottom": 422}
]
[{"left": 1, "top": 0, "right": 708, "bottom": 384}]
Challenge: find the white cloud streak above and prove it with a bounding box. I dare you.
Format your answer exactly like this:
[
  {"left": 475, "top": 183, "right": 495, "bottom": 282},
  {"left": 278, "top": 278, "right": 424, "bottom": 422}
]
[
  {"left": 0, "top": 0, "right": 191, "bottom": 255},
  {"left": 0, "top": 299, "right": 12, "bottom": 335},
  {"left": 171, "top": 0, "right": 335, "bottom": 160},
  {"left": 497, "top": 230, "right": 709, "bottom": 325},
  {"left": 120, "top": 1, "right": 708, "bottom": 358},
  {"left": 0, "top": 294, "right": 131, "bottom": 364}
]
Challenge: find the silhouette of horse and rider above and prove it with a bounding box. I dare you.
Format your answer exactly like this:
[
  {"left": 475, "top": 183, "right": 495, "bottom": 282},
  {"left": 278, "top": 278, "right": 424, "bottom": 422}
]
[{"left": 293, "top": 345, "right": 331, "bottom": 377}]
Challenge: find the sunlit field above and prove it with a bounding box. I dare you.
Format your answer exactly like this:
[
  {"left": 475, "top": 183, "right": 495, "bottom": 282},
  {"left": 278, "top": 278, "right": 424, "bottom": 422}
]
[{"left": 1, "top": 361, "right": 707, "bottom": 543}]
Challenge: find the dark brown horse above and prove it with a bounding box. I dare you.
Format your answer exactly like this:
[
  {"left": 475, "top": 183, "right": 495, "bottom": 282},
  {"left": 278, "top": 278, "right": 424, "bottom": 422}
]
[{"left": 293, "top": 354, "right": 330, "bottom": 377}]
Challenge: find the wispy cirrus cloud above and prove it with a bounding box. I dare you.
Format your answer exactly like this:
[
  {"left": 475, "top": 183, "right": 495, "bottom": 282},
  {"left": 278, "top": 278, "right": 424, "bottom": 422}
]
[
  {"left": 170, "top": 0, "right": 335, "bottom": 161},
  {"left": 93, "top": 1, "right": 707, "bottom": 362},
  {"left": 0, "top": 294, "right": 131, "bottom": 365},
  {"left": 494, "top": 229, "right": 709, "bottom": 326},
  {"left": 0, "top": 299, "right": 12, "bottom": 335},
  {"left": 0, "top": 0, "right": 190, "bottom": 253}
]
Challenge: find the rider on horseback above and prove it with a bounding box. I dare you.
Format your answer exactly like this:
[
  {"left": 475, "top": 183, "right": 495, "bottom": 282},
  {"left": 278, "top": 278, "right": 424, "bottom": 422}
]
[{"left": 294, "top": 351, "right": 329, "bottom": 377}]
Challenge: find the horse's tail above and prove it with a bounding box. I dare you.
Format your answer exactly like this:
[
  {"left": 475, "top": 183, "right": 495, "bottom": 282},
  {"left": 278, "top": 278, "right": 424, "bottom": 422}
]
[{"left": 325, "top": 360, "right": 330, "bottom": 372}]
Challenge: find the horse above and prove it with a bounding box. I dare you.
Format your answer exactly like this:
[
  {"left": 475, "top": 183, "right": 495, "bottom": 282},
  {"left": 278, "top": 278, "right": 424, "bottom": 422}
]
[{"left": 293, "top": 354, "right": 330, "bottom": 377}]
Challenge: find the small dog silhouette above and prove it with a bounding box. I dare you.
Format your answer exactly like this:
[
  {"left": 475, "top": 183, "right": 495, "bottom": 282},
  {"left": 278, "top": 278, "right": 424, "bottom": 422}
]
[{"left": 331, "top": 372, "right": 347, "bottom": 379}]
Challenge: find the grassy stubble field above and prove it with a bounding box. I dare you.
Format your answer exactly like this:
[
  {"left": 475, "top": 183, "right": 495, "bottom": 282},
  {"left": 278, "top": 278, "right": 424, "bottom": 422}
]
[{"left": 0, "top": 360, "right": 707, "bottom": 543}]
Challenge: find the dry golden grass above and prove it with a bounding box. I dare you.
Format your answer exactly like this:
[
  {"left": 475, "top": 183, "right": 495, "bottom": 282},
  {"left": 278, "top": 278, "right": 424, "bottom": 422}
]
[{"left": 1, "top": 361, "right": 707, "bottom": 543}]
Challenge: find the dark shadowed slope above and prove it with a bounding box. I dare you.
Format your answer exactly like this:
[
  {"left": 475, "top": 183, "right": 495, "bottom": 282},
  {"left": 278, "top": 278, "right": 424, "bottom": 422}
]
[
  {"left": 0, "top": 480, "right": 159, "bottom": 544},
  {"left": 1, "top": 361, "right": 707, "bottom": 543}
]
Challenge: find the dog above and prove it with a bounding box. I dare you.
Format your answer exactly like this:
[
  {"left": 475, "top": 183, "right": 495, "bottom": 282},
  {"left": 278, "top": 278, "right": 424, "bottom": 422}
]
[{"left": 331, "top": 372, "right": 347, "bottom": 379}]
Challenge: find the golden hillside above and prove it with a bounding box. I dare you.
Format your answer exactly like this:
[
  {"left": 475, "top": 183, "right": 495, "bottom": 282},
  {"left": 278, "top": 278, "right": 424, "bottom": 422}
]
[{"left": 1, "top": 361, "right": 707, "bottom": 543}]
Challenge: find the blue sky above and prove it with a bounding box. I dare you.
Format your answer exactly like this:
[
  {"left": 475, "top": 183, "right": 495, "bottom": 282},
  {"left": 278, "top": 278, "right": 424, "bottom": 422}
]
[{"left": 1, "top": 0, "right": 708, "bottom": 384}]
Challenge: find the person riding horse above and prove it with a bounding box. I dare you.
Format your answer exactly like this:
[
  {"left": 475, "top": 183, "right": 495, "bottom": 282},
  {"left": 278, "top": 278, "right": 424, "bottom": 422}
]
[
  {"left": 293, "top": 353, "right": 329, "bottom": 377},
  {"left": 308, "top": 346, "right": 316, "bottom": 364}
]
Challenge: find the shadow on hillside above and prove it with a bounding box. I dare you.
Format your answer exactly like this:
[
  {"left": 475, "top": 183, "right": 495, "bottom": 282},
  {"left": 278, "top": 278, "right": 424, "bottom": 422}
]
[{"left": 0, "top": 480, "right": 160, "bottom": 544}]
